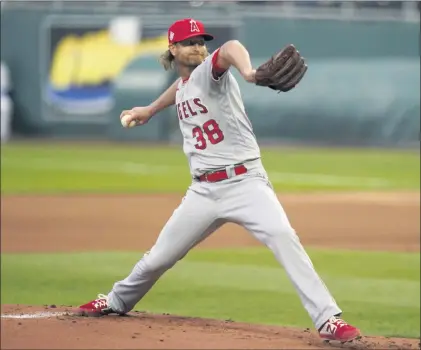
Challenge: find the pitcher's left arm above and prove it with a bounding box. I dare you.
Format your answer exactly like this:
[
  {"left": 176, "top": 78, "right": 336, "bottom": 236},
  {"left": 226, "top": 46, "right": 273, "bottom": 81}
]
[
  {"left": 216, "top": 40, "right": 308, "bottom": 92},
  {"left": 214, "top": 40, "right": 256, "bottom": 83}
]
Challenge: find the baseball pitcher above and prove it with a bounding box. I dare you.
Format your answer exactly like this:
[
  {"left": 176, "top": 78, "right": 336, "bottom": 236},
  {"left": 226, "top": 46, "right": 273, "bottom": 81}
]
[{"left": 79, "top": 18, "right": 361, "bottom": 343}]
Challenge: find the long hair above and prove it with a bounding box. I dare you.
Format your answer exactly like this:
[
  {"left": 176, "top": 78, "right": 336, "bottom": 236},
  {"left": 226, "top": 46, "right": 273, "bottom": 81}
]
[
  {"left": 159, "top": 49, "right": 175, "bottom": 71},
  {"left": 159, "top": 46, "right": 210, "bottom": 71}
]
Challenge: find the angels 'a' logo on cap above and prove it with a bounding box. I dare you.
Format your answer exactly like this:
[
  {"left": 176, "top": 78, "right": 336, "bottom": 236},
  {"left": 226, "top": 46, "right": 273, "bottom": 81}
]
[
  {"left": 169, "top": 31, "right": 175, "bottom": 41},
  {"left": 189, "top": 19, "right": 200, "bottom": 33}
]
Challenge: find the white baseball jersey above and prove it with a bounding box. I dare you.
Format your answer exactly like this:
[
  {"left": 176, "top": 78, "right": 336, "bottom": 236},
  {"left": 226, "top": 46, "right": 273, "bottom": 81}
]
[{"left": 175, "top": 49, "right": 261, "bottom": 176}]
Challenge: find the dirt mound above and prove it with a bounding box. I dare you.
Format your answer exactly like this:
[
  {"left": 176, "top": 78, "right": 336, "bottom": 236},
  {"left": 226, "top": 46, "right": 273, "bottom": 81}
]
[{"left": 1, "top": 305, "right": 419, "bottom": 350}]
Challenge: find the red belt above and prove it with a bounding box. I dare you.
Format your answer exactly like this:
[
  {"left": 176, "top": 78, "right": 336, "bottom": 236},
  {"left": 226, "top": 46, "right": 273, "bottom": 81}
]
[{"left": 197, "top": 164, "right": 247, "bottom": 183}]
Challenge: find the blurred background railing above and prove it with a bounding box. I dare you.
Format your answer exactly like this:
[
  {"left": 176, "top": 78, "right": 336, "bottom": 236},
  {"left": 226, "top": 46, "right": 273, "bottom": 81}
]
[
  {"left": 2, "top": 0, "right": 419, "bottom": 22},
  {"left": 1, "top": 1, "right": 419, "bottom": 148}
]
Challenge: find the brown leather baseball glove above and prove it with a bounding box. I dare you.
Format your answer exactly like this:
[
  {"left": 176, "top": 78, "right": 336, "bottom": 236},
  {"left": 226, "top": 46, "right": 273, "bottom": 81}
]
[{"left": 255, "top": 44, "right": 308, "bottom": 92}]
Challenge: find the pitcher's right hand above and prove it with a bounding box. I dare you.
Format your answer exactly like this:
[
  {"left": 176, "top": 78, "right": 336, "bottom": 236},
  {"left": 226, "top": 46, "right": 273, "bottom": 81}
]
[{"left": 120, "top": 106, "right": 154, "bottom": 127}]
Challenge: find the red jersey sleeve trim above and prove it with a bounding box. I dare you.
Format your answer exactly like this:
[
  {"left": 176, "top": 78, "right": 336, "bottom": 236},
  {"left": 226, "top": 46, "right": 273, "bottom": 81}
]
[{"left": 211, "top": 48, "right": 228, "bottom": 79}]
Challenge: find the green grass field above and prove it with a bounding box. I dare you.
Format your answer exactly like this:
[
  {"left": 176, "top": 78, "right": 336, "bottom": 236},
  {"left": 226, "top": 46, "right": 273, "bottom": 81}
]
[
  {"left": 1, "top": 143, "right": 420, "bottom": 338},
  {"left": 1, "top": 143, "right": 419, "bottom": 194},
  {"left": 1, "top": 248, "right": 419, "bottom": 338}
]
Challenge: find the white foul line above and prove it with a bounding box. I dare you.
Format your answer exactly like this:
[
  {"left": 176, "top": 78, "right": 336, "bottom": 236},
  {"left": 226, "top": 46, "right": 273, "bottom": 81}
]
[
  {"left": 268, "top": 171, "right": 391, "bottom": 188},
  {"left": 1, "top": 312, "right": 68, "bottom": 319}
]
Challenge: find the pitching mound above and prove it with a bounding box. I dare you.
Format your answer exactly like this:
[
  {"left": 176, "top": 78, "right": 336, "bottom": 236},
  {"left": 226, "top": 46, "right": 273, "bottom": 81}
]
[{"left": 1, "top": 305, "right": 419, "bottom": 349}]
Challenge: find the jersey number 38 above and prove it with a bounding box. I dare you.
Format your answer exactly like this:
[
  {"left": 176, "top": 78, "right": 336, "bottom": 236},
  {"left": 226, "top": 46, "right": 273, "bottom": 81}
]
[{"left": 192, "top": 119, "right": 225, "bottom": 150}]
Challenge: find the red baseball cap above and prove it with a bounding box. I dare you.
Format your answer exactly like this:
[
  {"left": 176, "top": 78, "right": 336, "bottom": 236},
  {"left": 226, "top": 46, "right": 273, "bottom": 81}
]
[{"left": 167, "top": 18, "right": 214, "bottom": 45}]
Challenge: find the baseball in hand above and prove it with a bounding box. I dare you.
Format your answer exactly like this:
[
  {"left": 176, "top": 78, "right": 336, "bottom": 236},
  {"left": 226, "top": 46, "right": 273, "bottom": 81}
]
[{"left": 121, "top": 114, "right": 136, "bottom": 128}]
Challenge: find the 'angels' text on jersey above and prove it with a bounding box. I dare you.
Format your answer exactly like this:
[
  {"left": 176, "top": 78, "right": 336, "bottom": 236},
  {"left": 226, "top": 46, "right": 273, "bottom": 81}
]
[{"left": 176, "top": 98, "right": 208, "bottom": 120}]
